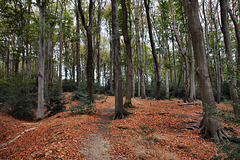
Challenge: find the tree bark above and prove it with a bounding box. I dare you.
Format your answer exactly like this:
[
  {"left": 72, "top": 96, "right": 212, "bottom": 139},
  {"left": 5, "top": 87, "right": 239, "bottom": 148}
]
[
  {"left": 37, "top": 0, "right": 46, "bottom": 120},
  {"left": 144, "top": 0, "right": 161, "bottom": 100},
  {"left": 78, "top": 0, "right": 94, "bottom": 103},
  {"left": 121, "top": 0, "right": 133, "bottom": 107},
  {"left": 76, "top": 4, "right": 81, "bottom": 89},
  {"left": 112, "top": 0, "right": 130, "bottom": 119},
  {"left": 220, "top": 0, "right": 240, "bottom": 117},
  {"left": 184, "top": 0, "right": 230, "bottom": 141}
]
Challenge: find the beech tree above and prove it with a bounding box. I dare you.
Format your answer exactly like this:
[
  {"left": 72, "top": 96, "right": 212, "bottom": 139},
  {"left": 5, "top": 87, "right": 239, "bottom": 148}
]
[
  {"left": 78, "top": 0, "right": 94, "bottom": 103},
  {"left": 144, "top": 0, "right": 161, "bottom": 100},
  {"left": 183, "top": 0, "right": 230, "bottom": 141},
  {"left": 112, "top": 0, "right": 130, "bottom": 119},
  {"left": 220, "top": 0, "right": 240, "bottom": 117},
  {"left": 37, "top": 0, "right": 46, "bottom": 120}
]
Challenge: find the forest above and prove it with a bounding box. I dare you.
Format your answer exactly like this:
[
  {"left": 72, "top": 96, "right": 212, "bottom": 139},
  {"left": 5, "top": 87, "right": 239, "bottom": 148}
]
[{"left": 0, "top": 0, "right": 240, "bottom": 159}]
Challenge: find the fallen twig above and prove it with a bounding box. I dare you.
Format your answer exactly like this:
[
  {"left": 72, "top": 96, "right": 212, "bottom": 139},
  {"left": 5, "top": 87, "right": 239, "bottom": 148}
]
[
  {"left": 178, "top": 102, "right": 201, "bottom": 106},
  {"left": 0, "top": 127, "right": 36, "bottom": 148}
]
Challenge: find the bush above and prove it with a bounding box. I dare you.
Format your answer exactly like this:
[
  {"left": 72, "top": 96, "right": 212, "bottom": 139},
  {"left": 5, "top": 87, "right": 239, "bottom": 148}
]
[
  {"left": 2, "top": 75, "right": 37, "bottom": 121},
  {"left": 62, "top": 79, "right": 77, "bottom": 92},
  {"left": 46, "top": 86, "right": 68, "bottom": 117},
  {"left": 69, "top": 103, "right": 97, "bottom": 116}
]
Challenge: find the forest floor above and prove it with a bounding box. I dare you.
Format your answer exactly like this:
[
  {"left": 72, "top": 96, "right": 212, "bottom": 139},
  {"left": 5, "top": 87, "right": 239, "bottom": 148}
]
[{"left": 0, "top": 93, "right": 239, "bottom": 159}]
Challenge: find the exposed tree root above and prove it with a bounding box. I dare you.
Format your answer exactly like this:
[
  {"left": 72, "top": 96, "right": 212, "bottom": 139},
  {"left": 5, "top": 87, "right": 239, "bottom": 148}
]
[
  {"left": 113, "top": 110, "right": 132, "bottom": 120},
  {"left": 198, "top": 115, "right": 231, "bottom": 142},
  {"left": 178, "top": 102, "right": 201, "bottom": 106},
  {"left": 124, "top": 102, "right": 135, "bottom": 108}
]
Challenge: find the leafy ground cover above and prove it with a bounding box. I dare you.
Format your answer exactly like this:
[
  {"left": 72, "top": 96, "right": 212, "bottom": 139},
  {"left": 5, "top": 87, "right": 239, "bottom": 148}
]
[{"left": 0, "top": 93, "right": 239, "bottom": 159}]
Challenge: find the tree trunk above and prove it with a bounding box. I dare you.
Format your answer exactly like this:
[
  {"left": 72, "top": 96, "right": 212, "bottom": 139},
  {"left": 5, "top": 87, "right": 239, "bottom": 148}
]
[
  {"left": 37, "top": 0, "right": 46, "bottom": 120},
  {"left": 228, "top": 6, "right": 240, "bottom": 95},
  {"left": 78, "top": 0, "right": 94, "bottom": 103},
  {"left": 76, "top": 6, "right": 81, "bottom": 89},
  {"left": 220, "top": 0, "right": 240, "bottom": 117},
  {"left": 112, "top": 0, "right": 129, "bottom": 119},
  {"left": 109, "top": 22, "right": 113, "bottom": 94},
  {"left": 188, "top": 31, "right": 196, "bottom": 102},
  {"left": 184, "top": 0, "right": 230, "bottom": 141},
  {"left": 59, "top": 1, "right": 64, "bottom": 91},
  {"left": 144, "top": 0, "right": 161, "bottom": 100},
  {"left": 170, "top": 0, "right": 189, "bottom": 102},
  {"left": 121, "top": 0, "right": 133, "bottom": 107}
]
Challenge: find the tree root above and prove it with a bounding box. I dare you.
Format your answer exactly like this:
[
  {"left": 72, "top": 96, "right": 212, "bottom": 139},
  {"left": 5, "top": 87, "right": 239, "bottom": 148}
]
[
  {"left": 113, "top": 110, "right": 132, "bottom": 120},
  {"left": 198, "top": 115, "right": 231, "bottom": 142}
]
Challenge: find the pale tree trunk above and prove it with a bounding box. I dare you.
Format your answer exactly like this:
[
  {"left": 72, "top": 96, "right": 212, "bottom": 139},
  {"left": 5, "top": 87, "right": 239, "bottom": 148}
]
[
  {"left": 135, "top": 0, "right": 145, "bottom": 99},
  {"left": 37, "top": 0, "right": 46, "bottom": 120},
  {"left": 188, "top": 31, "right": 196, "bottom": 102},
  {"left": 227, "top": 6, "right": 240, "bottom": 94},
  {"left": 144, "top": 0, "right": 161, "bottom": 100},
  {"left": 121, "top": 0, "right": 133, "bottom": 106},
  {"left": 112, "top": 0, "right": 129, "bottom": 119},
  {"left": 184, "top": 0, "right": 230, "bottom": 141},
  {"left": 72, "top": 42, "right": 75, "bottom": 81},
  {"left": 59, "top": 1, "right": 64, "bottom": 91},
  {"left": 220, "top": 0, "right": 240, "bottom": 117},
  {"left": 76, "top": 4, "right": 81, "bottom": 89},
  {"left": 172, "top": 32, "right": 177, "bottom": 83},
  {"left": 26, "top": 0, "right": 31, "bottom": 78},
  {"left": 96, "top": 0, "right": 103, "bottom": 88},
  {"left": 78, "top": 0, "right": 95, "bottom": 103}
]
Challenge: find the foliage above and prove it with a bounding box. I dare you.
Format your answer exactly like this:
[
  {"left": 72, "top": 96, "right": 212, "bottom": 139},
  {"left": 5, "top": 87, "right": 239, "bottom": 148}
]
[
  {"left": 214, "top": 140, "right": 240, "bottom": 160},
  {"left": 69, "top": 103, "right": 97, "bottom": 116},
  {"left": 62, "top": 79, "right": 77, "bottom": 92},
  {"left": 45, "top": 86, "right": 68, "bottom": 117},
  {"left": 1, "top": 75, "right": 37, "bottom": 121}
]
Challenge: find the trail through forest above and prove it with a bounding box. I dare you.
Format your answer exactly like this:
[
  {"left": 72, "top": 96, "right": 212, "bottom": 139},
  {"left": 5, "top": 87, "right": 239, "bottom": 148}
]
[{"left": 0, "top": 93, "right": 239, "bottom": 159}]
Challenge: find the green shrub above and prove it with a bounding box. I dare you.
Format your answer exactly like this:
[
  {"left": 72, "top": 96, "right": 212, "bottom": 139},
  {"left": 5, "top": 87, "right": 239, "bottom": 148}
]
[
  {"left": 62, "top": 79, "right": 77, "bottom": 92},
  {"left": 46, "top": 86, "right": 68, "bottom": 117},
  {"left": 2, "top": 76, "right": 37, "bottom": 121},
  {"left": 69, "top": 103, "right": 97, "bottom": 115}
]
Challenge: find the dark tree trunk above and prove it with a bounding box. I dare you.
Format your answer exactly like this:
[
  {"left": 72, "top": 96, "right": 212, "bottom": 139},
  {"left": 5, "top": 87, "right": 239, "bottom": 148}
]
[
  {"left": 121, "top": 0, "right": 133, "bottom": 107},
  {"left": 76, "top": 6, "right": 81, "bottom": 89},
  {"left": 144, "top": 0, "right": 161, "bottom": 100},
  {"left": 78, "top": 0, "right": 94, "bottom": 103},
  {"left": 184, "top": 0, "right": 230, "bottom": 141},
  {"left": 112, "top": 0, "right": 130, "bottom": 120}
]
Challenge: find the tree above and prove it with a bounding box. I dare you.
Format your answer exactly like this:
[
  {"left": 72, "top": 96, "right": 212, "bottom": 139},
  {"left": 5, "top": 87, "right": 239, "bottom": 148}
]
[
  {"left": 121, "top": 0, "right": 134, "bottom": 107},
  {"left": 37, "top": 0, "right": 46, "bottom": 120},
  {"left": 183, "top": 0, "right": 230, "bottom": 141},
  {"left": 78, "top": 0, "right": 94, "bottom": 103},
  {"left": 112, "top": 0, "right": 130, "bottom": 120},
  {"left": 220, "top": 0, "right": 240, "bottom": 117},
  {"left": 144, "top": 0, "right": 161, "bottom": 100}
]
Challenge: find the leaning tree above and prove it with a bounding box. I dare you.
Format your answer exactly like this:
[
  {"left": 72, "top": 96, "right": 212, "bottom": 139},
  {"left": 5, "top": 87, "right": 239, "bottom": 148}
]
[{"left": 183, "top": 0, "right": 230, "bottom": 141}]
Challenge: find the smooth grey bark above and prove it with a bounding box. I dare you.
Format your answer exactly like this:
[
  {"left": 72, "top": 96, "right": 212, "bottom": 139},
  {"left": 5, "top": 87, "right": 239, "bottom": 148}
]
[
  {"left": 59, "top": 0, "right": 64, "bottom": 91},
  {"left": 184, "top": 0, "right": 230, "bottom": 141},
  {"left": 220, "top": 0, "right": 240, "bottom": 117},
  {"left": 112, "top": 0, "right": 129, "bottom": 119},
  {"left": 37, "top": 0, "right": 46, "bottom": 120}
]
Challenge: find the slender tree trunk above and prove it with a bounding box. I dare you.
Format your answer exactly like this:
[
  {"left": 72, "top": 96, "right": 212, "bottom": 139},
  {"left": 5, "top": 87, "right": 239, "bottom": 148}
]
[
  {"left": 112, "top": 0, "right": 129, "bottom": 119},
  {"left": 37, "top": 0, "right": 46, "bottom": 120},
  {"left": 184, "top": 0, "right": 230, "bottom": 141},
  {"left": 72, "top": 42, "right": 75, "bottom": 81},
  {"left": 121, "top": 0, "right": 133, "bottom": 106},
  {"left": 144, "top": 0, "right": 161, "bottom": 100},
  {"left": 228, "top": 6, "right": 240, "bottom": 92},
  {"left": 220, "top": 0, "right": 240, "bottom": 117},
  {"left": 109, "top": 23, "right": 113, "bottom": 94},
  {"left": 59, "top": 1, "right": 64, "bottom": 91},
  {"left": 76, "top": 6, "right": 81, "bottom": 89},
  {"left": 188, "top": 32, "right": 196, "bottom": 102}
]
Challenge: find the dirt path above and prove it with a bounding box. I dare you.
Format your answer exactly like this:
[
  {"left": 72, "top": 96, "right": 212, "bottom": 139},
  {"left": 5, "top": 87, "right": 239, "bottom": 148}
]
[{"left": 80, "top": 106, "right": 115, "bottom": 160}]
